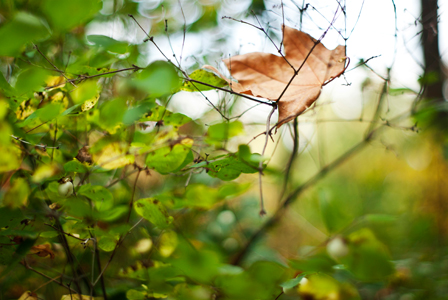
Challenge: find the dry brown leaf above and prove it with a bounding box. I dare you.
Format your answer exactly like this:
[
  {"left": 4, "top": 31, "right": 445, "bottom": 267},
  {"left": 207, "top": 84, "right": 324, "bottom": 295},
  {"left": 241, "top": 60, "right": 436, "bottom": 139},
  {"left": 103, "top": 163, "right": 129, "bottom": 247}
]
[
  {"left": 31, "top": 243, "right": 55, "bottom": 259},
  {"left": 219, "top": 26, "right": 347, "bottom": 127},
  {"left": 76, "top": 146, "right": 93, "bottom": 164}
]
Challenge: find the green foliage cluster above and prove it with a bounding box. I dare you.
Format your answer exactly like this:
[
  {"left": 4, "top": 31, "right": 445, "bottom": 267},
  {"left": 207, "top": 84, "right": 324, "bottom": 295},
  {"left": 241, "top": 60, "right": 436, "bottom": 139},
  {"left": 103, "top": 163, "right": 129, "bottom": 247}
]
[{"left": 0, "top": 1, "right": 447, "bottom": 300}]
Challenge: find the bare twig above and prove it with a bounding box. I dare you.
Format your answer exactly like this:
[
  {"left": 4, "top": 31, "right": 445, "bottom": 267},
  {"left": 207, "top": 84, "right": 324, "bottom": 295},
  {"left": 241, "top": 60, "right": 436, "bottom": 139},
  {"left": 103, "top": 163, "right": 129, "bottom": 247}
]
[
  {"left": 44, "top": 65, "right": 142, "bottom": 90},
  {"left": 232, "top": 131, "right": 372, "bottom": 265},
  {"left": 279, "top": 117, "right": 299, "bottom": 201},
  {"left": 258, "top": 104, "right": 277, "bottom": 216},
  {"left": 126, "top": 169, "right": 141, "bottom": 224},
  {"left": 223, "top": 15, "right": 295, "bottom": 71},
  {"left": 33, "top": 44, "right": 76, "bottom": 87},
  {"left": 22, "top": 260, "right": 77, "bottom": 294},
  {"left": 187, "top": 78, "right": 275, "bottom": 106},
  {"left": 11, "top": 135, "right": 59, "bottom": 149},
  {"left": 44, "top": 223, "right": 85, "bottom": 241}
]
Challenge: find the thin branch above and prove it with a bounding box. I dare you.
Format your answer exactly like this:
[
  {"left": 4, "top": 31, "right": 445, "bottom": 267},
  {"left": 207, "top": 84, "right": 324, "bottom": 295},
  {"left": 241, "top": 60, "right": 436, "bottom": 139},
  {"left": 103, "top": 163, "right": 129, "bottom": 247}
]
[
  {"left": 188, "top": 81, "right": 229, "bottom": 120},
  {"left": 33, "top": 44, "right": 76, "bottom": 87},
  {"left": 51, "top": 122, "right": 58, "bottom": 162},
  {"left": 275, "top": 291, "right": 284, "bottom": 300},
  {"left": 22, "top": 260, "right": 77, "bottom": 294},
  {"left": 223, "top": 15, "right": 295, "bottom": 71},
  {"left": 232, "top": 132, "right": 372, "bottom": 265},
  {"left": 276, "top": 8, "right": 340, "bottom": 104},
  {"left": 92, "top": 218, "right": 143, "bottom": 286},
  {"left": 279, "top": 117, "right": 299, "bottom": 201},
  {"left": 25, "top": 121, "right": 50, "bottom": 134},
  {"left": 11, "top": 135, "right": 59, "bottom": 149},
  {"left": 44, "top": 66, "right": 142, "bottom": 90},
  {"left": 44, "top": 223, "right": 85, "bottom": 241},
  {"left": 186, "top": 78, "right": 275, "bottom": 106},
  {"left": 258, "top": 104, "right": 277, "bottom": 216},
  {"left": 105, "top": 169, "right": 139, "bottom": 188},
  {"left": 177, "top": 0, "right": 187, "bottom": 68},
  {"left": 346, "top": 55, "right": 380, "bottom": 72},
  {"left": 126, "top": 169, "right": 141, "bottom": 224}
]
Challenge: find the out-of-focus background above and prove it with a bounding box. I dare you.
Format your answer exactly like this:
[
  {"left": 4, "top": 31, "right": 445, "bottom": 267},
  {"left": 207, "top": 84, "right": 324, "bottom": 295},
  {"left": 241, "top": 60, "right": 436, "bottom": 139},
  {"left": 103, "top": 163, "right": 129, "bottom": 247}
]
[{"left": 1, "top": 0, "right": 448, "bottom": 299}]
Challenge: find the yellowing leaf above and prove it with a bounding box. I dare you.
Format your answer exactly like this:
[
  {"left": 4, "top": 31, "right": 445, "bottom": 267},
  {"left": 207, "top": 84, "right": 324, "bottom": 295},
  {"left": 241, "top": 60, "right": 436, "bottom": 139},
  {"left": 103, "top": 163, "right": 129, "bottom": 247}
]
[
  {"left": 158, "top": 230, "right": 178, "bottom": 257},
  {"left": 81, "top": 94, "right": 99, "bottom": 112},
  {"left": 18, "top": 291, "right": 38, "bottom": 300},
  {"left": 71, "top": 81, "right": 100, "bottom": 104},
  {"left": 146, "top": 138, "right": 193, "bottom": 174},
  {"left": 3, "top": 177, "right": 29, "bottom": 208},
  {"left": 298, "top": 274, "right": 359, "bottom": 300},
  {"left": 45, "top": 75, "right": 66, "bottom": 91},
  {"left": 0, "top": 144, "right": 21, "bottom": 172},
  {"left": 181, "top": 69, "right": 228, "bottom": 92},
  {"left": 60, "top": 295, "right": 103, "bottom": 300},
  {"left": 92, "top": 142, "right": 134, "bottom": 170},
  {"left": 15, "top": 99, "right": 38, "bottom": 120},
  {"left": 31, "top": 163, "right": 59, "bottom": 183},
  {"left": 134, "top": 198, "right": 173, "bottom": 229}
]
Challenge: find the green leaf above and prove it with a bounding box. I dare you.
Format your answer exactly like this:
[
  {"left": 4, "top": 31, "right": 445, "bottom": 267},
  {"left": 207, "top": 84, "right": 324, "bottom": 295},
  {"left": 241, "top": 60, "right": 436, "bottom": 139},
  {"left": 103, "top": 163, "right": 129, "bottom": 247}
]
[
  {"left": 215, "top": 261, "right": 290, "bottom": 299},
  {"left": 3, "top": 177, "right": 29, "bottom": 208},
  {"left": 64, "top": 160, "right": 88, "bottom": 173},
  {"left": 170, "top": 243, "right": 221, "bottom": 283},
  {"left": 289, "top": 253, "right": 336, "bottom": 274},
  {"left": 208, "top": 155, "right": 258, "bottom": 181},
  {"left": 140, "top": 105, "right": 191, "bottom": 129},
  {"left": 78, "top": 185, "right": 113, "bottom": 211},
  {"left": 42, "top": 0, "right": 102, "bottom": 32},
  {"left": 298, "top": 273, "right": 359, "bottom": 300},
  {"left": 0, "top": 144, "right": 22, "bottom": 172},
  {"left": 18, "top": 102, "right": 62, "bottom": 128},
  {"left": 247, "top": 261, "right": 290, "bottom": 287},
  {"left": 134, "top": 61, "right": 181, "bottom": 97},
  {"left": 0, "top": 237, "right": 15, "bottom": 265},
  {"left": 217, "top": 182, "right": 251, "bottom": 199},
  {"left": 0, "top": 12, "right": 49, "bottom": 57},
  {"left": 61, "top": 104, "right": 82, "bottom": 116},
  {"left": 87, "top": 35, "right": 129, "bottom": 54},
  {"left": 181, "top": 69, "right": 227, "bottom": 92},
  {"left": 0, "top": 71, "right": 16, "bottom": 97},
  {"left": 146, "top": 138, "right": 193, "bottom": 174},
  {"left": 98, "top": 235, "right": 118, "bottom": 252},
  {"left": 40, "top": 231, "right": 59, "bottom": 238},
  {"left": 185, "top": 184, "right": 220, "bottom": 208},
  {"left": 134, "top": 198, "right": 173, "bottom": 229},
  {"left": 64, "top": 198, "right": 92, "bottom": 218},
  {"left": 95, "top": 206, "right": 128, "bottom": 222},
  {"left": 207, "top": 121, "right": 243, "bottom": 141},
  {"left": 99, "top": 98, "right": 127, "bottom": 131},
  {"left": 0, "top": 238, "right": 35, "bottom": 276},
  {"left": 126, "top": 289, "right": 147, "bottom": 300},
  {"left": 280, "top": 274, "right": 308, "bottom": 289},
  {"left": 362, "top": 214, "right": 397, "bottom": 224},
  {"left": 163, "top": 112, "right": 192, "bottom": 127},
  {"left": 238, "top": 144, "right": 265, "bottom": 165},
  {"left": 389, "top": 87, "right": 417, "bottom": 96},
  {"left": 123, "top": 102, "right": 156, "bottom": 126},
  {"left": 340, "top": 228, "right": 395, "bottom": 281},
  {"left": 15, "top": 67, "right": 51, "bottom": 94},
  {"left": 70, "top": 81, "right": 99, "bottom": 104},
  {"left": 0, "top": 208, "right": 24, "bottom": 234},
  {"left": 319, "top": 190, "right": 349, "bottom": 234}
]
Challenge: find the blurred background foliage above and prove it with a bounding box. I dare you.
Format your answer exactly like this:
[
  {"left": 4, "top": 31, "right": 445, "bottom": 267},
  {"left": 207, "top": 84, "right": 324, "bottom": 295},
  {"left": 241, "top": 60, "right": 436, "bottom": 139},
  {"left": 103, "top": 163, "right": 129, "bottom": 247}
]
[{"left": 0, "top": 0, "right": 447, "bottom": 299}]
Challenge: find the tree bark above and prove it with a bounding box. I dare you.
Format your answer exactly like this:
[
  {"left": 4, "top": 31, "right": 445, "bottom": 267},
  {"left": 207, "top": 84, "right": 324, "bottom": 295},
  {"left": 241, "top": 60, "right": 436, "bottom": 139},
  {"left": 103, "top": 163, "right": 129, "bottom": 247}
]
[{"left": 421, "top": 0, "right": 444, "bottom": 101}]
